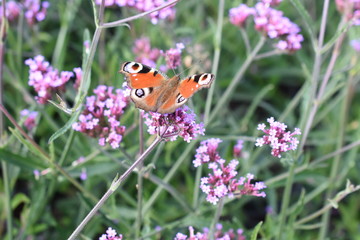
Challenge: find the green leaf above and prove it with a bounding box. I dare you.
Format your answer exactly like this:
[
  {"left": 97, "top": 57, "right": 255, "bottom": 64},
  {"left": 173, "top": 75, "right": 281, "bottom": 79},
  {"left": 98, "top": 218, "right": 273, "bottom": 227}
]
[
  {"left": 251, "top": 221, "right": 263, "bottom": 240},
  {"left": 290, "top": 0, "right": 316, "bottom": 47},
  {"left": 0, "top": 148, "right": 47, "bottom": 170},
  {"left": 48, "top": 29, "right": 91, "bottom": 144},
  {"left": 11, "top": 193, "right": 31, "bottom": 209},
  {"left": 48, "top": 110, "right": 81, "bottom": 144},
  {"left": 321, "top": 21, "right": 351, "bottom": 54},
  {"left": 9, "top": 128, "right": 48, "bottom": 162}
]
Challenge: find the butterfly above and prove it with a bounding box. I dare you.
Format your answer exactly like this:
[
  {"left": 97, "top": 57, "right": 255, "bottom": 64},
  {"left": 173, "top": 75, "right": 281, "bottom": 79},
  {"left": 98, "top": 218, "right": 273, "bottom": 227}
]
[{"left": 119, "top": 62, "right": 215, "bottom": 114}]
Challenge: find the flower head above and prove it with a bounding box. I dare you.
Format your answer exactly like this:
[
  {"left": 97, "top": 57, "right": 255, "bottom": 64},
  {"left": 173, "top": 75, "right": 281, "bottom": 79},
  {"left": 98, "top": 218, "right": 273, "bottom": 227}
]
[
  {"left": 99, "top": 227, "right": 123, "bottom": 240},
  {"left": 163, "top": 43, "right": 185, "bottom": 69},
  {"left": 143, "top": 106, "right": 205, "bottom": 142},
  {"left": 336, "top": 0, "right": 360, "bottom": 24},
  {"left": 133, "top": 37, "right": 161, "bottom": 68},
  {"left": 193, "top": 138, "right": 223, "bottom": 167},
  {"left": 96, "top": 0, "right": 176, "bottom": 24},
  {"left": 229, "top": 4, "right": 255, "bottom": 27},
  {"left": 174, "top": 225, "right": 246, "bottom": 240},
  {"left": 233, "top": 140, "right": 244, "bottom": 158},
  {"left": 0, "top": 1, "right": 21, "bottom": 22},
  {"left": 351, "top": 39, "right": 360, "bottom": 51},
  {"left": 20, "top": 109, "right": 38, "bottom": 131},
  {"left": 72, "top": 85, "right": 128, "bottom": 149},
  {"left": 25, "top": 55, "right": 81, "bottom": 104},
  {"left": 229, "top": 2, "right": 303, "bottom": 52},
  {"left": 24, "top": 0, "right": 50, "bottom": 26},
  {"left": 255, "top": 117, "right": 301, "bottom": 158},
  {"left": 237, "top": 173, "right": 267, "bottom": 197}
]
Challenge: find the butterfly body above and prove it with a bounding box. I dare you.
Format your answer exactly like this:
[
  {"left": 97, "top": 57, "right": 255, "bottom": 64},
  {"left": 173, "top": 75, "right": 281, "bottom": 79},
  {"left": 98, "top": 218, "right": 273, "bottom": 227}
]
[{"left": 120, "top": 62, "right": 214, "bottom": 114}]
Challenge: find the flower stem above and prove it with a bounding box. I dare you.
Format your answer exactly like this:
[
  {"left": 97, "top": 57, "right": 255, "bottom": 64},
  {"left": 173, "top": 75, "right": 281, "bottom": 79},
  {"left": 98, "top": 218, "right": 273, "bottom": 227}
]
[
  {"left": 209, "top": 198, "right": 225, "bottom": 240},
  {"left": 67, "top": 135, "right": 163, "bottom": 240},
  {"left": 100, "top": 0, "right": 180, "bottom": 28},
  {"left": 204, "top": 0, "right": 224, "bottom": 124},
  {"left": 207, "top": 36, "right": 266, "bottom": 125},
  {"left": 277, "top": 162, "right": 296, "bottom": 240},
  {"left": 135, "top": 113, "right": 144, "bottom": 238}
]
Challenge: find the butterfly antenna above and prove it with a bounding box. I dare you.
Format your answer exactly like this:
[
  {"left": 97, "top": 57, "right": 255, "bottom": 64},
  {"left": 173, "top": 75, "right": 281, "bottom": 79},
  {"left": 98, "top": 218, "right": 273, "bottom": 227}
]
[{"left": 177, "top": 58, "right": 204, "bottom": 78}]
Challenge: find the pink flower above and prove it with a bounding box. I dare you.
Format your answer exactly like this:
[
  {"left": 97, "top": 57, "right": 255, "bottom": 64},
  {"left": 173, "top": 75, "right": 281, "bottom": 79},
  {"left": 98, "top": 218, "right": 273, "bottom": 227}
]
[
  {"left": 0, "top": 1, "right": 21, "bottom": 22},
  {"left": 255, "top": 117, "right": 301, "bottom": 158},
  {"left": 25, "top": 55, "right": 81, "bottom": 104},
  {"left": 194, "top": 138, "right": 266, "bottom": 204},
  {"left": 163, "top": 43, "right": 185, "bottom": 69},
  {"left": 237, "top": 173, "right": 267, "bottom": 197},
  {"left": 72, "top": 85, "right": 128, "bottom": 149},
  {"left": 261, "top": 0, "right": 282, "bottom": 7},
  {"left": 23, "top": 0, "right": 50, "bottom": 26},
  {"left": 174, "top": 225, "right": 246, "bottom": 240},
  {"left": 351, "top": 39, "right": 360, "bottom": 51},
  {"left": 229, "top": 4, "right": 255, "bottom": 27},
  {"left": 99, "top": 227, "right": 123, "bottom": 240},
  {"left": 96, "top": 0, "right": 176, "bottom": 24},
  {"left": 20, "top": 109, "right": 38, "bottom": 131},
  {"left": 132, "top": 37, "right": 161, "bottom": 68},
  {"left": 143, "top": 106, "right": 205, "bottom": 142},
  {"left": 229, "top": 2, "right": 303, "bottom": 52},
  {"left": 336, "top": 0, "right": 360, "bottom": 24},
  {"left": 193, "top": 138, "right": 223, "bottom": 167},
  {"left": 233, "top": 140, "right": 244, "bottom": 158}
]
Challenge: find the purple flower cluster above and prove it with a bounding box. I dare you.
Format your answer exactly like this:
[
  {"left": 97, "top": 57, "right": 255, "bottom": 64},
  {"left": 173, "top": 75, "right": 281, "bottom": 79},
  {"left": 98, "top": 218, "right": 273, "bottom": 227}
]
[
  {"left": 132, "top": 37, "right": 161, "bottom": 68},
  {"left": 0, "top": 0, "right": 49, "bottom": 26},
  {"left": 0, "top": 1, "right": 21, "bottom": 22},
  {"left": 99, "top": 227, "right": 123, "bottom": 240},
  {"left": 96, "top": 0, "right": 176, "bottom": 24},
  {"left": 229, "top": 1, "right": 303, "bottom": 52},
  {"left": 233, "top": 140, "right": 244, "bottom": 158},
  {"left": 24, "top": 0, "right": 50, "bottom": 26},
  {"left": 163, "top": 42, "right": 185, "bottom": 69},
  {"left": 72, "top": 85, "right": 128, "bottom": 149},
  {"left": 351, "top": 39, "right": 360, "bottom": 51},
  {"left": 255, "top": 117, "right": 301, "bottom": 158},
  {"left": 194, "top": 139, "right": 266, "bottom": 205},
  {"left": 25, "top": 55, "right": 82, "bottom": 104},
  {"left": 336, "top": 0, "right": 360, "bottom": 25},
  {"left": 20, "top": 109, "right": 38, "bottom": 131},
  {"left": 132, "top": 37, "right": 185, "bottom": 71},
  {"left": 174, "top": 224, "right": 245, "bottom": 240},
  {"left": 143, "top": 106, "right": 205, "bottom": 142}
]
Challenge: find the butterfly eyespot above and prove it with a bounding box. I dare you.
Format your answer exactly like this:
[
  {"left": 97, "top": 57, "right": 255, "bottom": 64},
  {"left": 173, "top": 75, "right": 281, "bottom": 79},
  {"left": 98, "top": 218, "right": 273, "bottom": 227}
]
[
  {"left": 135, "top": 89, "right": 145, "bottom": 98},
  {"left": 198, "top": 74, "right": 213, "bottom": 85},
  {"left": 177, "top": 95, "right": 186, "bottom": 103},
  {"left": 124, "top": 62, "right": 143, "bottom": 73}
]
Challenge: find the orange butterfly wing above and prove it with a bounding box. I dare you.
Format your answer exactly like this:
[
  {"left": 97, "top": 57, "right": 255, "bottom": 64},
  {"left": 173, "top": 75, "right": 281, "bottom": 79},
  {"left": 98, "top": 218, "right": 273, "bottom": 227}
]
[
  {"left": 178, "top": 73, "right": 215, "bottom": 98},
  {"left": 157, "top": 73, "right": 215, "bottom": 114},
  {"left": 120, "top": 62, "right": 166, "bottom": 89}
]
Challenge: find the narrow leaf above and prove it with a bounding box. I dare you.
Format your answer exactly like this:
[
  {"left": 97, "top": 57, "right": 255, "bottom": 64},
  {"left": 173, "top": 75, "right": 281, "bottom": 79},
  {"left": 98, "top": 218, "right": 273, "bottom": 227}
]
[{"left": 251, "top": 221, "right": 263, "bottom": 240}]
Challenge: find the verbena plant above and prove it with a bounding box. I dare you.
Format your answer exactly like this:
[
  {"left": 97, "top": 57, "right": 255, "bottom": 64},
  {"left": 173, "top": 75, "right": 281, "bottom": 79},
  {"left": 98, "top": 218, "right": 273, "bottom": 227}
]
[{"left": 0, "top": 0, "right": 359, "bottom": 239}]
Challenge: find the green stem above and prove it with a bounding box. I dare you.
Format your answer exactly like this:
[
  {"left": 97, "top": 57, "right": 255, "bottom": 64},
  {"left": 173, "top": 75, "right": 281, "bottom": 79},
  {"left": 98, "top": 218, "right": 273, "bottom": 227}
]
[
  {"left": 277, "top": 162, "right": 296, "bottom": 240},
  {"left": 135, "top": 113, "right": 144, "bottom": 238},
  {"left": 67, "top": 135, "right": 163, "bottom": 240},
  {"left": 209, "top": 198, "right": 225, "bottom": 240},
  {"left": 298, "top": 0, "right": 330, "bottom": 151},
  {"left": 2, "top": 162, "right": 13, "bottom": 240},
  {"left": 204, "top": 0, "right": 224, "bottom": 125},
  {"left": 318, "top": 38, "right": 348, "bottom": 239},
  {"left": 207, "top": 36, "right": 266, "bottom": 125}
]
